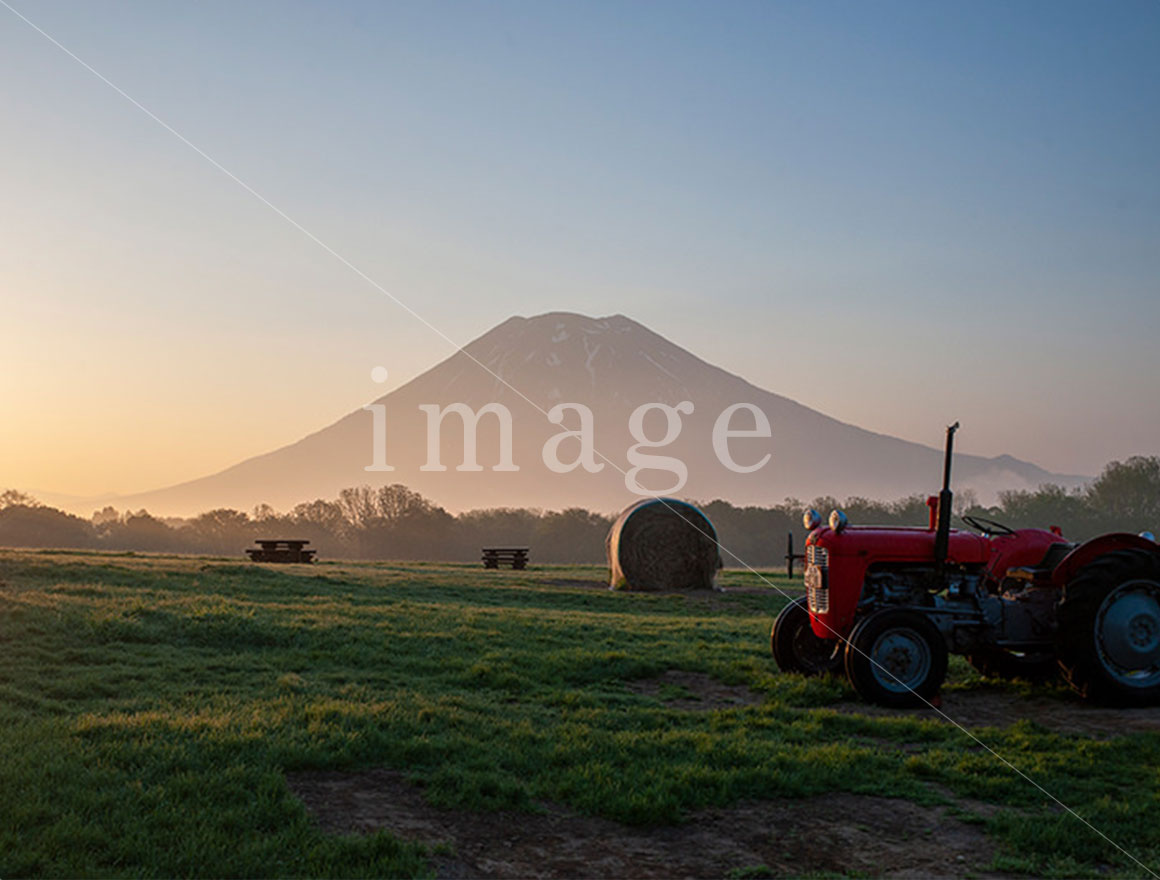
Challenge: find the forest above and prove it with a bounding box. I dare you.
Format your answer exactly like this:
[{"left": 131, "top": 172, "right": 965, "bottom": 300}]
[{"left": 1, "top": 456, "right": 1157, "bottom": 566}]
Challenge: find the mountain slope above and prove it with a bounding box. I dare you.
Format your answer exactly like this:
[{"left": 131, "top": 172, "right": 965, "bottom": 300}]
[{"left": 110, "top": 312, "right": 1086, "bottom": 515}]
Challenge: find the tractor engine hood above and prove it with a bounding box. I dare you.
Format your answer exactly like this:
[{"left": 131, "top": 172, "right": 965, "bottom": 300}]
[
  {"left": 802, "top": 525, "right": 989, "bottom": 639},
  {"left": 807, "top": 526, "right": 989, "bottom": 565}
]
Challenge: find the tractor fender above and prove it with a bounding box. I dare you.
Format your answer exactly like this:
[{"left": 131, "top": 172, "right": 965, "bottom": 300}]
[{"left": 1051, "top": 533, "right": 1160, "bottom": 588}]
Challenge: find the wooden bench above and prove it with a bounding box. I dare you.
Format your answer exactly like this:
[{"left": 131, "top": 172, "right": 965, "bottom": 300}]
[
  {"left": 246, "top": 539, "right": 316, "bottom": 564},
  {"left": 481, "top": 547, "right": 528, "bottom": 570}
]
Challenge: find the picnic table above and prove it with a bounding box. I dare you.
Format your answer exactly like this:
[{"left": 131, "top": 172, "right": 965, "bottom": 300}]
[
  {"left": 246, "top": 539, "right": 316, "bottom": 564},
  {"left": 481, "top": 547, "right": 528, "bottom": 570}
]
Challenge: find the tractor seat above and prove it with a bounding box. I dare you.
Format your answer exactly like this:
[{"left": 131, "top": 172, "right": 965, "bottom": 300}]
[{"left": 1039, "top": 541, "right": 1075, "bottom": 571}]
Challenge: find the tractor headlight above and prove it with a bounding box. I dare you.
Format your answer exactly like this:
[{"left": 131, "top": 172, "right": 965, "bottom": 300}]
[
  {"left": 829, "top": 509, "right": 849, "bottom": 533},
  {"left": 803, "top": 509, "right": 822, "bottom": 531}
]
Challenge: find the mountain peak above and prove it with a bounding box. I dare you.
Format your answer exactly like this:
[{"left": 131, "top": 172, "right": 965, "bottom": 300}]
[
  {"left": 500, "top": 311, "right": 641, "bottom": 336},
  {"left": 456, "top": 311, "right": 698, "bottom": 403}
]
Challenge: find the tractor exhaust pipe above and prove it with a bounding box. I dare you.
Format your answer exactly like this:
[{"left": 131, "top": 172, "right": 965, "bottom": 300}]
[{"left": 933, "top": 421, "right": 959, "bottom": 579}]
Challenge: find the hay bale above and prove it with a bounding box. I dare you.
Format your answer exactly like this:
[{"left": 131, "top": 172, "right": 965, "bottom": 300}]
[{"left": 607, "top": 498, "right": 723, "bottom": 591}]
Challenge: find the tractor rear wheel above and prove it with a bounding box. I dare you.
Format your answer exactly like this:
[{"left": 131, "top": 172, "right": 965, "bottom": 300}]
[
  {"left": 844, "top": 609, "right": 948, "bottom": 708},
  {"left": 771, "top": 596, "right": 842, "bottom": 676},
  {"left": 966, "top": 649, "right": 1058, "bottom": 683},
  {"left": 1057, "top": 549, "right": 1160, "bottom": 705}
]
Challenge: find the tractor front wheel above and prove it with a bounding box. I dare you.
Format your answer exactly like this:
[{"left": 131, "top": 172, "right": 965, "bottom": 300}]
[
  {"left": 771, "top": 596, "right": 842, "bottom": 676},
  {"left": 1057, "top": 549, "right": 1160, "bottom": 705},
  {"left": 844, "top": 609, "right": 948, "bottom": 708}
]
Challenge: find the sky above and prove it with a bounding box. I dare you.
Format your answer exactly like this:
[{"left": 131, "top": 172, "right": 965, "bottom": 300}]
[{"left": 2, "top": 0, "right": 1158, "bottom": 499}]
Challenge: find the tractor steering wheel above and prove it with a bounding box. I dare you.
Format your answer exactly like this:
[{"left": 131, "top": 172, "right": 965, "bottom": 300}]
[{"left": 961, "top": 514, "right": 1016, "bottom": 537}]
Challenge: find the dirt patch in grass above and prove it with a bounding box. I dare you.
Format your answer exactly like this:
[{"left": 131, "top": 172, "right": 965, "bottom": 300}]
[
  {"left": 288, "top": 768, "right": 1000, "bottom": 879},
  {"left": 831, "top": 689, "right": 1160, "bottom": 737},
  {"left": 627, "top": 670, "right": 762, "bottom": 711}
]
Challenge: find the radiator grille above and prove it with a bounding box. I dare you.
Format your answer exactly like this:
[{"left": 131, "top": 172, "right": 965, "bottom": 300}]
[
  {"left": 805, "top": 545, "right": 829, "bottom": 613},
  {"left": 806, "top": 577, "right": 829, "bottom": 613}
]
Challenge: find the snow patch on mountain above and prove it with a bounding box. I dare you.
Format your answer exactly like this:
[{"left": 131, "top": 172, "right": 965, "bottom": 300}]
[
  {"left": 583, "top": 338, "right": 601, "bottom": 384},
  {"left": 641, "top": 351, "right": 678, "bottom": 381}
]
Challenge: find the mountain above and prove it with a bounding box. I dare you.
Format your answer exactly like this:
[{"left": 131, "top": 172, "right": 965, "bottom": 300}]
[{"left": 108, "top": 312, "right": 1086, "bottom": 516}]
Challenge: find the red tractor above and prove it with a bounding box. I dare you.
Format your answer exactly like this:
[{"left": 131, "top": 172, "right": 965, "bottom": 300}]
[{"left": 772, "top": 423, "right": 1160, "bottom": 707}]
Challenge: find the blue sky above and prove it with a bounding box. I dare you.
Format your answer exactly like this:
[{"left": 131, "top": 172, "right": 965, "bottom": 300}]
[{"left": 2, "top": 0, "right": 1158, "bottom": 494}]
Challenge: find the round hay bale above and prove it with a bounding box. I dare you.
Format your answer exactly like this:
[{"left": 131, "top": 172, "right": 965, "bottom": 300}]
[{"left": 607, "top": 498, "right": 723, "bottom": 591}]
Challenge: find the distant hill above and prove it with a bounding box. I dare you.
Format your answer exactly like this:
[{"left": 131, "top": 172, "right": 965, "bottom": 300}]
[{"left": 106, "top": 312, "right": 1087, "bottom": 516}]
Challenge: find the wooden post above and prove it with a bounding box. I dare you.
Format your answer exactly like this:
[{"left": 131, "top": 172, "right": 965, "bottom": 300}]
[{"left": 786, "top": 532, "right": 794, "bottom": 578}]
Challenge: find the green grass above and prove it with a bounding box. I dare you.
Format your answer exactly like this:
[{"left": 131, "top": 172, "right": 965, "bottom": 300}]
[{"left": 1, "top": 549, "right": 1158, "bottom": 877}]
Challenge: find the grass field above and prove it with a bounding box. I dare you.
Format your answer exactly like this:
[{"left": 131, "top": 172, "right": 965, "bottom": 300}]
[{"left": 2, "top": 549, "right": 1159, "bottom": 878}]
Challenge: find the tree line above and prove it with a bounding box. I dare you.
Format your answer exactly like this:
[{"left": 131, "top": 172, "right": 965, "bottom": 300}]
[{"left": 1, "top": 456, "right": 1157, "bottom": 565}]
